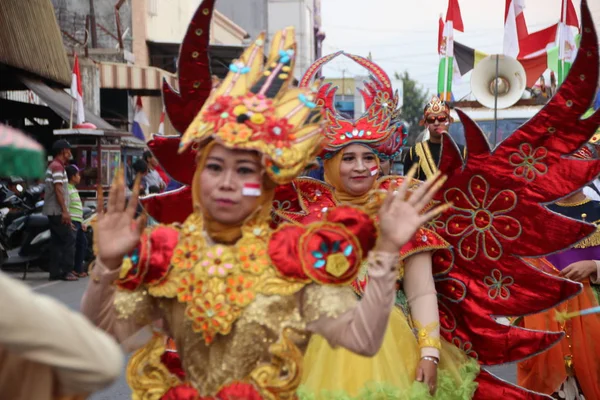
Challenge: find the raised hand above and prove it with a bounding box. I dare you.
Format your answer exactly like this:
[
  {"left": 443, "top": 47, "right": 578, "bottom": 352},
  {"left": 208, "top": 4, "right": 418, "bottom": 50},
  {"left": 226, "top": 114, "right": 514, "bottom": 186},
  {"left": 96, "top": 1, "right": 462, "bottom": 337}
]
[
  {"left": 95, "top": 170, "right": 146, "bottom": 270},
  {"left": 377, "top": 165, "right": 450, "bottom": 254}
]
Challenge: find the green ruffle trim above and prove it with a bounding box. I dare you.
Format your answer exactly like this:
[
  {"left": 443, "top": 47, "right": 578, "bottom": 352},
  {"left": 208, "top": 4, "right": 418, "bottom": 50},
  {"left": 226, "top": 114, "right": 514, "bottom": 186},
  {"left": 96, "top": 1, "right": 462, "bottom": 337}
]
[
  {"left": 0, "top": 147, "right": 46, "bottom": 179},
  {"left": 297, "top": 359, "right": 479, "bottom": 400}
]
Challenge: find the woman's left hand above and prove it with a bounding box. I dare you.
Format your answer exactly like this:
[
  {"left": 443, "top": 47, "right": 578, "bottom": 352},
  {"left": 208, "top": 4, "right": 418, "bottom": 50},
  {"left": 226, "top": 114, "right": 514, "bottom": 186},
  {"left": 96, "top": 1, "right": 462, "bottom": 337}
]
[{"left": 416, "top": 358, "right": 438, "bottom": 395}]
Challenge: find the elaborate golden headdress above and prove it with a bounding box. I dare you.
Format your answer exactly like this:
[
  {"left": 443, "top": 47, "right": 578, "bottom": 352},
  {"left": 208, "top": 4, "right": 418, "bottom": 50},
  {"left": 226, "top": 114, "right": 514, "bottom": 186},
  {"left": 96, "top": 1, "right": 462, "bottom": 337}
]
[
  {"left": 179, "top": 28, "right": 324, "bottom": 184},
  {"left": 419, "top": 95, "right": 453, "bottom": 125}
]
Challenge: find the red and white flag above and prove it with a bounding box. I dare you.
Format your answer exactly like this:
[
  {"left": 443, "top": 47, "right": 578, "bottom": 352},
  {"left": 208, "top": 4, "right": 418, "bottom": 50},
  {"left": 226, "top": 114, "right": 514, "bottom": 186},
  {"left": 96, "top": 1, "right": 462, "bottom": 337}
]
[
  {"left": 70, "top": 54, "right": 85, "bottom": 125},
  {"left": 158, "top": 106, "right": 166, "bottom": 135},
  {"left": 503, "top": 0, "right": 527, "bottom": 58},
  {"left": 370, "top": 165, "right": 379, "bottom": 176},
  {"left": 242, "top": 182, "right": 261, "bottom": 197}
]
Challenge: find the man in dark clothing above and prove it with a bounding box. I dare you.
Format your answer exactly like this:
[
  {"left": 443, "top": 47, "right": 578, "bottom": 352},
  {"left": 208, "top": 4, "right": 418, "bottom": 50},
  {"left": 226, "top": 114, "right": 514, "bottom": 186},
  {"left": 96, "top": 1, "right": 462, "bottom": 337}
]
[
  {"left": 43, "top": 139, "right": 77, "bottom": 281},
  {"left": 403, "top": 96, "right": 461, "bottom": 180}
]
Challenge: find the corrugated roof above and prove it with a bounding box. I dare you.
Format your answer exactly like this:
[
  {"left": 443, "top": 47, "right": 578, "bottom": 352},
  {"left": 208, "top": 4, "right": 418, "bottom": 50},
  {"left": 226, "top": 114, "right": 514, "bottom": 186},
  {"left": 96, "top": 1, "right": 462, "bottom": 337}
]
[{"left": 0, "top": 0, "right": 71, "bottom": 87}]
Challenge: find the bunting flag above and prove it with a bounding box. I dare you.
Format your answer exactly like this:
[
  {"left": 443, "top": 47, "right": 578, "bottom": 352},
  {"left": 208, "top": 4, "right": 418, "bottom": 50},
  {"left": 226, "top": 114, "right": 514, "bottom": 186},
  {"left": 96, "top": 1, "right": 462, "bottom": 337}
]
[
  {"left": 132, "top": 96, "right": 150, "bottom": 142},
  {"left": 454, "top": 41, "right": 488, "bottom": 77},
  {"left": 70, "top": 54, "right": 85, "bottom": 126}
]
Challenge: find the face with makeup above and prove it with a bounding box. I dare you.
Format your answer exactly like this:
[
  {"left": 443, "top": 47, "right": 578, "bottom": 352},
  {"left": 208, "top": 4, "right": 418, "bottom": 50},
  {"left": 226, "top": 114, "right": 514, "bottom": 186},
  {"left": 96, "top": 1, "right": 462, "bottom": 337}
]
[
  {"left": 199, "top": 144, "right": 264, "bottom": 225},
  {"left": 339, "top": 144, "right": 378, "bottom": 196}
]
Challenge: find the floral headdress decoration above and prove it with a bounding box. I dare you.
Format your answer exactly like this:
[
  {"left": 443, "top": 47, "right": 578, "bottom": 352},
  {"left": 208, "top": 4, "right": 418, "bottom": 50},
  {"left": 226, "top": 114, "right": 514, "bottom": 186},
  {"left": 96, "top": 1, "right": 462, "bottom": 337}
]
[
  {"left": 179, "top": 28, "right": 325, "bottom": 184},
  {"left": 419, "top": 95, "right": 454, "bottom": 126},
  {"left": 299, "top": 52, "right": 398, "bottom": 159}
]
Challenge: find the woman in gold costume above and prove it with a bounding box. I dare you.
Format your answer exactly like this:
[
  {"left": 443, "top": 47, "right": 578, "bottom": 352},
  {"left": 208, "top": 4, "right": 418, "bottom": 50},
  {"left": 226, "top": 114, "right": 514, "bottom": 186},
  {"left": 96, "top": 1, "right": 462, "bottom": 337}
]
[
  {"left": 80, "top": 28, "right": 448, "bottom": 399},
  {"left": 273, "top": 53, "right": 479, "bottom": 399}
]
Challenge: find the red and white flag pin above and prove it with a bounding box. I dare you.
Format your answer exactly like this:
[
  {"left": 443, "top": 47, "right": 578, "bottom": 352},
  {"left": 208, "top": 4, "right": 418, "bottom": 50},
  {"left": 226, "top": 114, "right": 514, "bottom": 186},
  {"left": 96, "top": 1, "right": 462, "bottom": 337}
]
[
  {"left": 242, "top": 182, "right": 261, "bottom": 197},
  {"left": 370, "top": 165, "right": 379, "bottom": 176}
]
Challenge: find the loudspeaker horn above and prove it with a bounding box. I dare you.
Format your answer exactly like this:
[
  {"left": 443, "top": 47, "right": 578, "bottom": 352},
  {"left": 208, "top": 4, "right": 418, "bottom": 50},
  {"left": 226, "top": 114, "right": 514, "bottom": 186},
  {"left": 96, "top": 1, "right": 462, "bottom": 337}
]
[{"left": 470, "top": 55, "right": 527, "bottom": 109}]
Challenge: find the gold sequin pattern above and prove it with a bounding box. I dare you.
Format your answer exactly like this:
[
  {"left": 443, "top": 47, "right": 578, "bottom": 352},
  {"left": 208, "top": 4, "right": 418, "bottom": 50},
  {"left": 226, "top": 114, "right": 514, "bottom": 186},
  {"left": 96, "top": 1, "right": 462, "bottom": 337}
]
[{"left": 114, "top": 289, "right": 153, "bottom": 325}]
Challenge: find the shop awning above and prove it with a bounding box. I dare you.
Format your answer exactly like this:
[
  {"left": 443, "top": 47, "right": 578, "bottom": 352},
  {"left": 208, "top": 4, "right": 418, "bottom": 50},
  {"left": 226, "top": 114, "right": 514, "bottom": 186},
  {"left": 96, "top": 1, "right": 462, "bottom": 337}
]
[
  {"left": 20, "top": 76, "right": 117, "bottom": 130},
  {"left": 0, "top": 0, "right": 71, "bottom": 88},
  {"left": 99, "top": 62, "right": 178, "bottom": 92}
]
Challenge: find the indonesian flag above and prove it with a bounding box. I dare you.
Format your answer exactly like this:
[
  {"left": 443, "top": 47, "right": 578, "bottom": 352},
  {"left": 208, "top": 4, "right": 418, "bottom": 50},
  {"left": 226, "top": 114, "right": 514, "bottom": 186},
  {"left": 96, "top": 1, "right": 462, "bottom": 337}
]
[
  {"left": 370, "top": 165, "right": 379, "bottom": 176},
  {"left": 503, "top": 0, "right": 527, "bottom": 58},
  {"left": 158, "top": 106, "right": 166, "bottom": 135},
  {"left": 242, "top": 183, "right": 261, "bottom": 197},
  {"left": 70, "top": 55, "right": 85, "bottom": 125}
]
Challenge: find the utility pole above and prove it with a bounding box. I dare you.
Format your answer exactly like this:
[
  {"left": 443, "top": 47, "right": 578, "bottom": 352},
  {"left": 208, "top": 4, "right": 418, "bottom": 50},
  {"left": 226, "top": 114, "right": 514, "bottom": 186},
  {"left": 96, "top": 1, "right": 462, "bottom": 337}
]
[{"left": 89, "top": 0, "right": 98, "bottom": 48}]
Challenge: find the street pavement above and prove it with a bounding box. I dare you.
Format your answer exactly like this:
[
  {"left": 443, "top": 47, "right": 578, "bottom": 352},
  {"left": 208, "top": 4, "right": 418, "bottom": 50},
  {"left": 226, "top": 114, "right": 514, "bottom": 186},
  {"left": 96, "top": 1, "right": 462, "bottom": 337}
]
[{"left": 6, "top": 268, "right": 517, "bottom": 399}]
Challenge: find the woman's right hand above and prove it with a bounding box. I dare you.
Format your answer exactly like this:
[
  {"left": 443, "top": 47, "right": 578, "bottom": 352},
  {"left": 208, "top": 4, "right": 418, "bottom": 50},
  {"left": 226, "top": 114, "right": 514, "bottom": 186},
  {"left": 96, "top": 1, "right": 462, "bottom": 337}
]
[
  {"left": 96, "top": 171, "right": 146, "bottom": 270},
  {"left": 376, "top": 165, "right": 450, "bottom": 254}
]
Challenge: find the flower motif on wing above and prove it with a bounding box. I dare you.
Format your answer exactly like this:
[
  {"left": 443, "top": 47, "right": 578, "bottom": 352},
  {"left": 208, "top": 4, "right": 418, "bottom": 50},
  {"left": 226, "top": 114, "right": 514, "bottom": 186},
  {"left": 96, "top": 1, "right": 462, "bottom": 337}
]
[
  {"left": 201, "top": 245, "right": 235, "bottom": 277},
  {"left": 451, "top": 337, "right": 479, "bottom": 360},
  {"left": 508, "top": 143, "right": 548, "bottom": 182},
  {"left": 374, "top": 91, "right": 393, "bottom": 115},
  {"left": 444, "top": 175, "right": 522, "bottom": 261},
  {"left": 261, "top": 119, "right": 295, "bottom": 148},
  {"left": 483, "top": 269, "right": 514, "bottom": 300}
]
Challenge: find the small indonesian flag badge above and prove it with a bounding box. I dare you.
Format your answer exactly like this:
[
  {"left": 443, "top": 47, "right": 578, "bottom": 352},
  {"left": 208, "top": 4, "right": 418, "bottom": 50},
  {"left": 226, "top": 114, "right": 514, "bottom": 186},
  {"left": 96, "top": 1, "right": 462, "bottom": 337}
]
[
  {"left": 370, "top": 165, "right": 379, "bottom": 176},
  {"left": 242, "top": 182, "right": 261, "bottom": 197}
]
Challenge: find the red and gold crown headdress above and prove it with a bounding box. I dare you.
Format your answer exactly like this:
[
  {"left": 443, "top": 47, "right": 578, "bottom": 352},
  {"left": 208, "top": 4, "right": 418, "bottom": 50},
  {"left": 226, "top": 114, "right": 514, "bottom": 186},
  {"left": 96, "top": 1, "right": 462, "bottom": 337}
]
[
  {"left": 178, "top": 28, "right": 324, "bottom": 184},
  {"left": 299, "top": 52, "right": 398, "bottom": 158},
  {"left": 419, "top": 95, "right": 453, "bottom": 126}
]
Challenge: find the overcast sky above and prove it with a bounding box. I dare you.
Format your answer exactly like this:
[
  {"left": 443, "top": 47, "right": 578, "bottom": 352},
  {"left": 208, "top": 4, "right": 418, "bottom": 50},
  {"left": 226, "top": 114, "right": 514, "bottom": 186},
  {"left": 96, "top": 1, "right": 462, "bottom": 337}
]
[{"left": 320, "top": 0, "right": 600, "bottom": 99}]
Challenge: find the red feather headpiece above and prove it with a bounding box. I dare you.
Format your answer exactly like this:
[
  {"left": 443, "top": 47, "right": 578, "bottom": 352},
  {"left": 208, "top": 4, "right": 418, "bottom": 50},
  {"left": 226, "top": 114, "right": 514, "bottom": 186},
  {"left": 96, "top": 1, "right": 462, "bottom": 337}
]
[{"left": 299, "top": 52, "right": 399, "bottom": 158}]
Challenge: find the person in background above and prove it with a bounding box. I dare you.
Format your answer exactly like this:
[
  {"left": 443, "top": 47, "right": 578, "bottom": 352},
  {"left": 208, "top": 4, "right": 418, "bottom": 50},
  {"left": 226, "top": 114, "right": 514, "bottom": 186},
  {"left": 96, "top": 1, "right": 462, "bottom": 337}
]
[
  {"left": 0, "top": 270, "right": 123, "bottom": 400},
  {"left": 142, "top": 150, "right": 167, "bottom": 192},
  {"left": 43, "top": 139, "right": 77, "bottom": 281},
  {"left": 66, "top": 165, "right": 88, "bottom": 278},
  {"left": 131, "top": 159, "right": 149, "bottom": 196},
  {"left": 124, "top": 157, "right": 134, "bottom": 189},
  {"left": 403, "top": 96, "right": 463, "bottom": 181}
]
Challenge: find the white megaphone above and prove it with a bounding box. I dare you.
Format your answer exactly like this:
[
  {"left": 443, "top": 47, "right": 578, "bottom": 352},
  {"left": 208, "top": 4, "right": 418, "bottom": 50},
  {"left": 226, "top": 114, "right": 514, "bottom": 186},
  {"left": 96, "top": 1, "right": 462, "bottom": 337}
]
[{"left": 470, "top": 55, "right": 527, "bottom": 109}]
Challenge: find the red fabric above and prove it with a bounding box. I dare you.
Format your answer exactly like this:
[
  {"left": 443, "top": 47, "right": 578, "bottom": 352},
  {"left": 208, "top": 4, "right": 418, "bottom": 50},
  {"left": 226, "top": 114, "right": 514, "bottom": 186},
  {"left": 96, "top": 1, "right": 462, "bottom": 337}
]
[
  {"left": 216, "top": 382, "right": 263, "bottom": 400},
  {"left": 162, "top": 0, "right": 215, "bottom": 134},
  {"left": 161, "top": 384, "right": 203, "bottom": 400},
  {"left": 429, "top": 5, "right": 599, "bottom": 396},
  {"left": 141, "top": 186, "right": 194, "bottom": 224},
  {"left": 148, "top": 136, "right": 197, "bottom": 186},
  {"left": 518, "top": 24, "right": 558, "bottom": 59},
  {"left": 155, "top": 163, "right": 171, "bottom": 186},
  {"left": 561, "top": 0, "right": 580, "bottom": 28},
  {"left": 519, "top": 52, "right": 553, "bottom": 88},
  {"left": 116, "top": 226, "right": 179, "bottom": 290},
  {"left": 269, "top": 206, "right": 376, "bottom": 285},
  {"left": 445, "top": 0, "right": 464, "bottom": 32},
  {"left": 272, "top": 178, "right": 337, "bottom": 226},
  {"left": 160, "top": 351, "right": 186, "bottom": 380},
  {"left": 474, "top": 370, "right": 549, "bottom": 400},
  {"left": 438, "top": 17, "right": 444, "bottom": 54}
]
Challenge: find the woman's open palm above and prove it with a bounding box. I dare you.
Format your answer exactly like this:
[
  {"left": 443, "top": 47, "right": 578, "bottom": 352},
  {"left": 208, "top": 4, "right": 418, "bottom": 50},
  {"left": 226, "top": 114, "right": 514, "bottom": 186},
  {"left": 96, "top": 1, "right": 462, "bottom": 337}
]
[
  {"left": 378, "top": 166, "right": 450, "bottom": 252},
  {"left": 96, "top": 172, "right": 146, "bottom": 270}
]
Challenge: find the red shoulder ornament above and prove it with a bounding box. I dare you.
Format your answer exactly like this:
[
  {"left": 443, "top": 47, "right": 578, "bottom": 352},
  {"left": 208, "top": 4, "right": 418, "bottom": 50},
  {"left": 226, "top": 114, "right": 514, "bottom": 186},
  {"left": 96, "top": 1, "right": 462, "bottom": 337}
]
[
  {"left": 269, "top": 206, "right": 376, "bottom": 285},
  {"left": 431, "top": 2, "right": 600, "bottom": 398},
  {"left": 116, "top": 225, "right": 180, "bottom": 291},
  {"left": 272, "top": 177, "right": 338, "bottom": 226}
]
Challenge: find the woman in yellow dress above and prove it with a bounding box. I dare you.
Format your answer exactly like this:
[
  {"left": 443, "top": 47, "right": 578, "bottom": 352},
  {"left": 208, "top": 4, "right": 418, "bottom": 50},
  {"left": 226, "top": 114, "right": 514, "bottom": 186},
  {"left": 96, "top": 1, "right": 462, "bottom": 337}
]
[{"left": 273, "top": 53, "right": 479, "bottom": 399}]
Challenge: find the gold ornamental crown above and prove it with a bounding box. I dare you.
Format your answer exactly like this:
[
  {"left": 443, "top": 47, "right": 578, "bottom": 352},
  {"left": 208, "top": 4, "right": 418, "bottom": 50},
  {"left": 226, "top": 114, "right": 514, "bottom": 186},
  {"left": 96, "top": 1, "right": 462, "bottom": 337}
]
[{"left": 180, "top": 28, "right": 325, "bottom": 184}]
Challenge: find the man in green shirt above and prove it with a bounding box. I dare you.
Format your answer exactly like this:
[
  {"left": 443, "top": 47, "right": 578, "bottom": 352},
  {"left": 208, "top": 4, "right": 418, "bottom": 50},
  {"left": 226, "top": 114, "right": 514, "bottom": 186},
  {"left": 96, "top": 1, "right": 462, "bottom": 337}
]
[{"left": 66, "top": 165, "right": 88, "bottom": 277}]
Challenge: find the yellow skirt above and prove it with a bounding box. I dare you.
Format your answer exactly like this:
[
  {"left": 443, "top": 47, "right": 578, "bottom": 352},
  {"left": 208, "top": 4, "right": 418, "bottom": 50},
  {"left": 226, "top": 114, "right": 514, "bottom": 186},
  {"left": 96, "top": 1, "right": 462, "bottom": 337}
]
[{"left": 299, "top": 307, "right": 479, "bottom": 400}]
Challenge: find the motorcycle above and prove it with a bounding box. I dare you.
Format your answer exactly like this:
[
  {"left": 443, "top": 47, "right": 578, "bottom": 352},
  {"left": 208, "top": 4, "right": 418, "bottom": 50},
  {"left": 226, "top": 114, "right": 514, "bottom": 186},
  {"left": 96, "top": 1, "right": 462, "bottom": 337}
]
[{"left": 0, "top": 183, "right": 96, "bottom": 279}]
